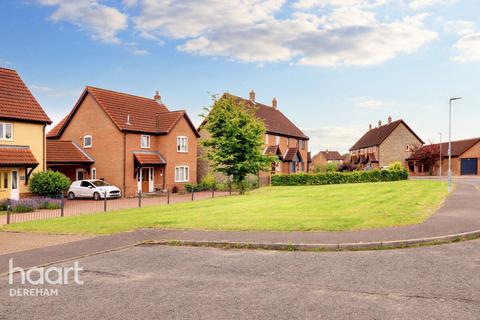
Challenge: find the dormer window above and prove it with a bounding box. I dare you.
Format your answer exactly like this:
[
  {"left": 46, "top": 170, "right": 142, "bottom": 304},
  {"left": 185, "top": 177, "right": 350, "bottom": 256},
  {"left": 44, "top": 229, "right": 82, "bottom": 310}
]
[
  {"left": 83, "top": 135, "right": 92, "bottom": 148},
  {"left": 0, "top": 122, "right": 13, "bottom": 141},
  {"left": 141, "top": 135, "right": 150, "bottom": 148}
]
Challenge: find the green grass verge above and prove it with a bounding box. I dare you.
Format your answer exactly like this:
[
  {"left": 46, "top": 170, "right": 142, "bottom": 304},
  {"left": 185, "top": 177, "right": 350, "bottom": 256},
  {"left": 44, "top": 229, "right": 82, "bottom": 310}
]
[{"left": 1, "top": 180, "right": 448, "bottom": 235}]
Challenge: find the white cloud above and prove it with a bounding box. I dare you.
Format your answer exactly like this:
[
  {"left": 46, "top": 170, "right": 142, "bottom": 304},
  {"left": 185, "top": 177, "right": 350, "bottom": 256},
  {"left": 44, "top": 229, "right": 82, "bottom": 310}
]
[
  {"left": 37, "top": 0, "right": 128, "bottom": 43},
  {"left": 409, "top": 0, "right": 456, "bottom": 10},
  {"left": 130, "top": 0, "right": 436, "bottom": 67},
  {"left": 444, "top": 20, "right": 475, "bottom": 36},
  {"left": 453, "top": 33, "right": 480, "bottom": 62},
  {"left": 354, "top": 97, "right": 394, "bottom": 109},
  {"left": 0, "top": 58, "right": 11, "bottom": 67},
  {"left": 304, "top": 126, "right": 365, "bottom": 154}
]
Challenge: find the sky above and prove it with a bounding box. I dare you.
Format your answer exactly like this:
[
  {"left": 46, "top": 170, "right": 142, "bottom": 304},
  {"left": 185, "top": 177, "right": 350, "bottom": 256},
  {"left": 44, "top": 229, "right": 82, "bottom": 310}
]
[{"left": 0, "top": 0, "right": 479, "bottom": 154}]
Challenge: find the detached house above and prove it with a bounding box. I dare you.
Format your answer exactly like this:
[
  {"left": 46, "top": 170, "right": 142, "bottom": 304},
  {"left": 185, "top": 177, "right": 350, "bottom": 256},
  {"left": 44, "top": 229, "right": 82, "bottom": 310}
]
[
  {"left": 0, "top": 67, "right": 52, "bottom": 200},
  {"left": 350, "top": 117, "right": 424, "bottom": 169},
  {"left": 408, "top": 137, "right": 480, "bottom": 176},
  {"left": 47, "top": 87, "right": 199, "bottom": 196},
  {"left": 198, "top": 90, "right": 310, "bottom": 180},
  {"left": 311, "top": 150, "right": 344, "bottom": 169}
]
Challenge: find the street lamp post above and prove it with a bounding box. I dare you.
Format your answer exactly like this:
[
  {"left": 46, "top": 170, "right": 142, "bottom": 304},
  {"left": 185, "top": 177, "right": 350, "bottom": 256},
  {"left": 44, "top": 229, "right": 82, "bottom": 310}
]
[
  {"left": 448, "top": 97, "right": 462, "bottom": 193},
  {"left": 438, "top": 132, "right": 442, "bottom": 177}
]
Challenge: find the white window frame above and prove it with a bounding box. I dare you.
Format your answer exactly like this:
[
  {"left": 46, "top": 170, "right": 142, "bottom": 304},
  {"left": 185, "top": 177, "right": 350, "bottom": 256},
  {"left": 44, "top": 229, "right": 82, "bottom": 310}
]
[
  {"left": 0, "top": 122, "right": 13, "bottom": 141},
  {"left": 91, "top": 168, "right": 97, "bottom": 179},
  {"left": 177, "top": 136, "right": 188, "bottom": 153},
  {"left": 83, "top": 135, "right": 93, "bottom": 148},
  {"left": 175, "top": 166, "right": 189, "bottom": 182},
  {"left": 141, "top": 135, "right": 151, "bottom": 149},
  {"left": 405, "top": 144, "right": 411, "bottom": 152},
  {"left": 76, "top": 168, "right": 85, "bottom": 181},
  {"left": 275, "top": 135, "right": 280, "bottom": 146}
]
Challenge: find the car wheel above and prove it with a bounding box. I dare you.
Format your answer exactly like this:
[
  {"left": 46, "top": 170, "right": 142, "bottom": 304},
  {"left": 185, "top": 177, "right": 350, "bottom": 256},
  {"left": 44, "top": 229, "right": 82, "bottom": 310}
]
[
  {"left": 93, "top": 192, "right": 101, "bottom": 201},
  {"left": 68, "top": 192, "right": 75, "bottom": 200}
]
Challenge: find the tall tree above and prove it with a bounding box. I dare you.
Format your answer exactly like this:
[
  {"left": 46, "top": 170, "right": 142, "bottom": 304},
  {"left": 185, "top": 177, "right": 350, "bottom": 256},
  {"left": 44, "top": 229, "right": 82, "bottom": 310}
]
[{"left": 201, "top": 95, "right": 274, "bottom": 193}]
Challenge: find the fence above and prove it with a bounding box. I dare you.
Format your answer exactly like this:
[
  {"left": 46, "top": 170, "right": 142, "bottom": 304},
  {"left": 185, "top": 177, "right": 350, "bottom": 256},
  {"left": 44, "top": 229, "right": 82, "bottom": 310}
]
[{"left": 2, "top": 187, "right": 234, "bottom": 225}]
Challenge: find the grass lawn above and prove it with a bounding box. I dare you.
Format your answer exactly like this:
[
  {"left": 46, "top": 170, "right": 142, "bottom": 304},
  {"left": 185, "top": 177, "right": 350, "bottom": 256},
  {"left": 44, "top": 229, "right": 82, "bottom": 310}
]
[{"left": 1, "top": 180, "right": 448, "bottom": 235}]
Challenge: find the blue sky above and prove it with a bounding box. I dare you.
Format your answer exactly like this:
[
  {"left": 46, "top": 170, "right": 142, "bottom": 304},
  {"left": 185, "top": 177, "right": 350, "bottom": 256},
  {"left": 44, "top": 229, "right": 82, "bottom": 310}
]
[{"left": 1, "top": 0, "right": 479, "bottom": 153}]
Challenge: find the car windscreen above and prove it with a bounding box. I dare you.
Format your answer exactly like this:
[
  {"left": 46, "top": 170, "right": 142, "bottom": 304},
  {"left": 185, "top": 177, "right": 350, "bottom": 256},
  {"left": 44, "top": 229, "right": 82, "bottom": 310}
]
[{"left": 91, "top": 180, "right": 111, "bottom": 187}]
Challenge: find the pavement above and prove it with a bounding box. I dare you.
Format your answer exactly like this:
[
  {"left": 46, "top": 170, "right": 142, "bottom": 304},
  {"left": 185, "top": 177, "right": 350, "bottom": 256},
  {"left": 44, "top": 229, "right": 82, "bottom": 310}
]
[
  {"left": 0, "top": 232, "right": 92, "bottom": 255},
  {"left": 2, "top": 240, "right": 480, "bottom": 319},
  {"left": 0, "top": 178, "right": 479, "bottom": 272}
]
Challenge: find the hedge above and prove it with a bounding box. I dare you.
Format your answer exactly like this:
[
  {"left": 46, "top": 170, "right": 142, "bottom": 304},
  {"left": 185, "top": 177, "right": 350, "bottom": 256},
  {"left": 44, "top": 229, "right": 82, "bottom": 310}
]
[{"left": 271, "top": 169, "right": 408, "bottom": 186}]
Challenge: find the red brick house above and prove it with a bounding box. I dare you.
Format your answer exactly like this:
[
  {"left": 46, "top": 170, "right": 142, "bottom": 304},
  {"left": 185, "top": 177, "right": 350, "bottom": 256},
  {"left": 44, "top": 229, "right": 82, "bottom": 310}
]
[
  {"left": 311, "top": 150, "right": 344, "bottom": 169},
  {"left": 47, "top": 87, "right": 199, "bottom": 196},
  {"left": 350, "top": 117, "right": 424, "bottom": 170},
  {"left": 198, "top": 90, "right": 310, "bottom": 181},
  {"left": 407, "top": 138, "right": 480, "bottom": 176}
]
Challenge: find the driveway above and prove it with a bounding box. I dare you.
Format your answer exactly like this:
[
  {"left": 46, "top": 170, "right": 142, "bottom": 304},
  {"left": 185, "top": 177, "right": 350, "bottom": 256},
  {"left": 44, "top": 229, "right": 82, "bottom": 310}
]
[{"left": 2, "top": 240, "right": 480, "bottom": 319}]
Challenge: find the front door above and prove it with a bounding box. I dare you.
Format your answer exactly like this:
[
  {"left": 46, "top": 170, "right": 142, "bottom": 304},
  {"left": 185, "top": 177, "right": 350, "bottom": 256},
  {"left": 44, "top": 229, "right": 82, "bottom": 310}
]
[
  {"left": 10, "top": 170, "right": 19, "bottom": 200},
  {"left": 461, "top": 158, "right": 478, "bottom": 175},
  {"left": 141, "top": 168, "right": 150, "bottom": 193}
]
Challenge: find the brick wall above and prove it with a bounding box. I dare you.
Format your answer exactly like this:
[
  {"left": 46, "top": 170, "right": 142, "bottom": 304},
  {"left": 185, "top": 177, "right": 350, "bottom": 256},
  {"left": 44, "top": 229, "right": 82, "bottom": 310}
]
[{"left": 379, "top": 123, "right": 423, "bottom": 167}]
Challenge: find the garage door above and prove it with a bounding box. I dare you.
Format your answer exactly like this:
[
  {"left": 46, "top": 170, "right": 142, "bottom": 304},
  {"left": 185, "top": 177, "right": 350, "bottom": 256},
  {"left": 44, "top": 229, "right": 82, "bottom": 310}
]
[{"left": 461, "top": 158, "right": 478, "bottom": 175}]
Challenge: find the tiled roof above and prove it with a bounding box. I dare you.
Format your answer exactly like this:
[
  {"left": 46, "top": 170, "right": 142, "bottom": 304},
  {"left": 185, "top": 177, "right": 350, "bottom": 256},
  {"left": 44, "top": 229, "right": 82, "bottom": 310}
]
[
  {"left": 283, "top": 147, "right": 303, "bottom": 162},
  {"left": 227, "top": 94, "right": 309, "bottom": 140},
  {"left": 0, "top": 146, "right": 38, "bottom": 166},
  {"left": 413, "top": 138, "right": 480, "bottom": 158},
  {"left": 47, "top": 87, "right": 199, "bottom": 138},
  {"left": 0, "top": 68, "right": 51, "bottom": 124},
  {"left": 367, "top": 152, "right": 378, "bottom": 162},
  {"left": 350, "top": 119, "right": 424, "bottom": 151},
  {"left": 263, "top": 146, "right": 282, "bottom": 158},
  {"left": 46, "top": 140, "right": 94, "bottom": 164},
  {"left": 315, "top": 150, "right": 343, "bottom": 161},
  {"left": 133, "top": 152, "right": 167, "bottom": 165}
]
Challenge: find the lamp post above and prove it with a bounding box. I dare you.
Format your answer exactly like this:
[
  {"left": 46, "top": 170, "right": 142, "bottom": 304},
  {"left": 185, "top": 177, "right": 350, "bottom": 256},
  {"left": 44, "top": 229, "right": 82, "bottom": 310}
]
[
  {"left": 448, "top": 97, "right": 462, "bottom": 193},
  {"left": 438, "top": 132, "right": 442, "bottom": 177}
]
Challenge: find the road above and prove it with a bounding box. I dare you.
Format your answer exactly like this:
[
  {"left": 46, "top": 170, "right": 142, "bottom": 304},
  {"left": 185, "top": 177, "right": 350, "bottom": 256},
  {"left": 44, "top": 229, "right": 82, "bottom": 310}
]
[{"left": 2, "top": 239, "right": 480, "bottom": 319}]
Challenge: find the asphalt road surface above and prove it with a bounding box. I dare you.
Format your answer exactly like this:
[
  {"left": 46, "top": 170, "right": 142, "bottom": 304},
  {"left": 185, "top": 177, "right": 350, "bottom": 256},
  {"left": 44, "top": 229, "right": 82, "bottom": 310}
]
[{"left": 2, "top": 240, "right": 480, "bottom": 319}]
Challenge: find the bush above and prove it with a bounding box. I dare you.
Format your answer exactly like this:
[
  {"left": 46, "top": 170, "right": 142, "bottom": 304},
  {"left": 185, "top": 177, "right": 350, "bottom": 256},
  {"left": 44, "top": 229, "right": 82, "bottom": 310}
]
[
  {"left": 200, "top": 173, "right": 216, "bottom": 189},
  {"left": 271, "top": 169, "right": 408, "bottom": 186},
  {"left": 29, "top": 171, "right": 71, "bottom": 197},
  {"left": 314, "top": 163, "right": 338, "bottom": 173},
  {"left": 389, "top": 161, "right": 403, "bottom": 171}
]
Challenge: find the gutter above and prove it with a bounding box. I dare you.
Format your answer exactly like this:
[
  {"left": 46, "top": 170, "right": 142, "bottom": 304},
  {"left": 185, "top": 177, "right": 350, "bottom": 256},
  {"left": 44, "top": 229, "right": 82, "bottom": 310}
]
[{"left": 123, "top": 132, "right": 127, "bottom": 197}]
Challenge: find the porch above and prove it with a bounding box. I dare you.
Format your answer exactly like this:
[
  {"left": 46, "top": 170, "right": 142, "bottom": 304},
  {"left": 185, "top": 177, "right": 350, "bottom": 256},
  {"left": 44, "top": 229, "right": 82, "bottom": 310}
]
[
  {"left": 0, "top": 146, "right": 38, "bottom": 200},
  {"left": 133, "top": 151, "right": 167, "bottom": 193}
]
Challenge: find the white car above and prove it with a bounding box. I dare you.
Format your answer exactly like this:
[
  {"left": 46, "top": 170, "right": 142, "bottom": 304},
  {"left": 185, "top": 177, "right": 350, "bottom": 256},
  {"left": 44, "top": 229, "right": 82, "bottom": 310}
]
[{"left": 67, "top": 180, "right": 121, "bottom": 200}]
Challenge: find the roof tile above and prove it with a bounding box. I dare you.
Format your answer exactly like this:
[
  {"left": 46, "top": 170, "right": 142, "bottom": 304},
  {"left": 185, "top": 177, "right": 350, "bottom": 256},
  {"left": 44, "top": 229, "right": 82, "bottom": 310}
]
[
  {"left": 0, "top": 146, "right": 38, "bottom": 166},
  {"left": 0, "top": 68, "right": 51, "bottom": 124},
  {"left": 46, "top": 140, "right": 94, "bottom": 164}
]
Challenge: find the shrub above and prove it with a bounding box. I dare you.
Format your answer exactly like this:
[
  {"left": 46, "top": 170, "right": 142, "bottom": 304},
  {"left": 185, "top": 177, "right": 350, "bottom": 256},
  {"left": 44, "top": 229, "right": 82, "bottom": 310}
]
[
  {"left": 271, "top": 169, "right": 408, "bottom": 186},
  {"left": 389, "top": 161, "right": 403, "bottom": 171},
  {"left": 200, "top": 172, "right": 216, "bottom": 189},
  {"left": 171, "top": 185, "right": 179, "bottom": 193},
  {"left": 29, "top": 171, "right": 71, "bottom": 197}
]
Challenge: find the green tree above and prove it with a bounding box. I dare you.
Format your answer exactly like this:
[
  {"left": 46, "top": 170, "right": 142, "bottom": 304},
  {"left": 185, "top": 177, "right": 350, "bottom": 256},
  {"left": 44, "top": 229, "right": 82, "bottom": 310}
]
[
  {"left": 29, "top": 171, "right": 71, "bottom": 197},
  {"left": 201, "top": 95, "right": 273, "bottom": 194}
]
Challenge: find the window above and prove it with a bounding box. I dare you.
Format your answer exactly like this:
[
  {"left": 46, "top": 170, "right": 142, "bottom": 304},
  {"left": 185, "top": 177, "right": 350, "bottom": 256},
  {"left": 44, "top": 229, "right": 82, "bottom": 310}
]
[
  {"left": 275, "top": 135, "right": 280, "bottom": 145},
  {"left": 265, "top": 134, "right": 269, "bottom": 144},
  {"left": 80, "top": 181, "right": 92, "bottom": 188},
  {"left": 0, "top": 171, "right": 8, "bottom": 189},
  {"left": 11, "top": 171, "right": 18, "bottom": 190},
  {"left": 175, "top": 166, "right": 189, "bottom": 182},
  {"left": 83, "top": 135, "right": 92, "bottom": 148},
  {"left": 141, "top": 135, "right": 150, "bottom": 148},
  {"left": 177, "top": 136, "right": 188, "bottom": 152},
  {"left": 76, "top": 169, "right": 85, "bottom": 181},
  {"left": 300, "top": 140, "right": 305, "bottom": 150},
  {"left": 0, "top": 123, "right": 13, "bottom": 141},
  {"left": 405, "top": 144, "right": 411, "bottom": 152},
  {"left": 91, "top": 168, "right": 97, "bottom": 179}
]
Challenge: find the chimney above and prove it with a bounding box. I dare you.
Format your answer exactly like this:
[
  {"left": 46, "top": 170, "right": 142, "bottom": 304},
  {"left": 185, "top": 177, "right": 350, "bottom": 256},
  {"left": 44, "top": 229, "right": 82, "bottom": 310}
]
[
  {"left": 126, "top": 114, "right": 131, "bottom": 125},
  {"left": 369, "top": 124, "right": 372, "bottom": 130},
  {"left": 388, "top": 116, "right": 392, "bottom": 124},
  {"left": 154, "top": 90, "right": 162, "bottom": 104},
  {"left": 272, "top": 97, "right": 277, "bottom": 109},
  {"left": 249, "top": 90, "right": 255, "bottom": 102},
  {"left": 378, "top": 120, "right": 382, "bottom": 127}
]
